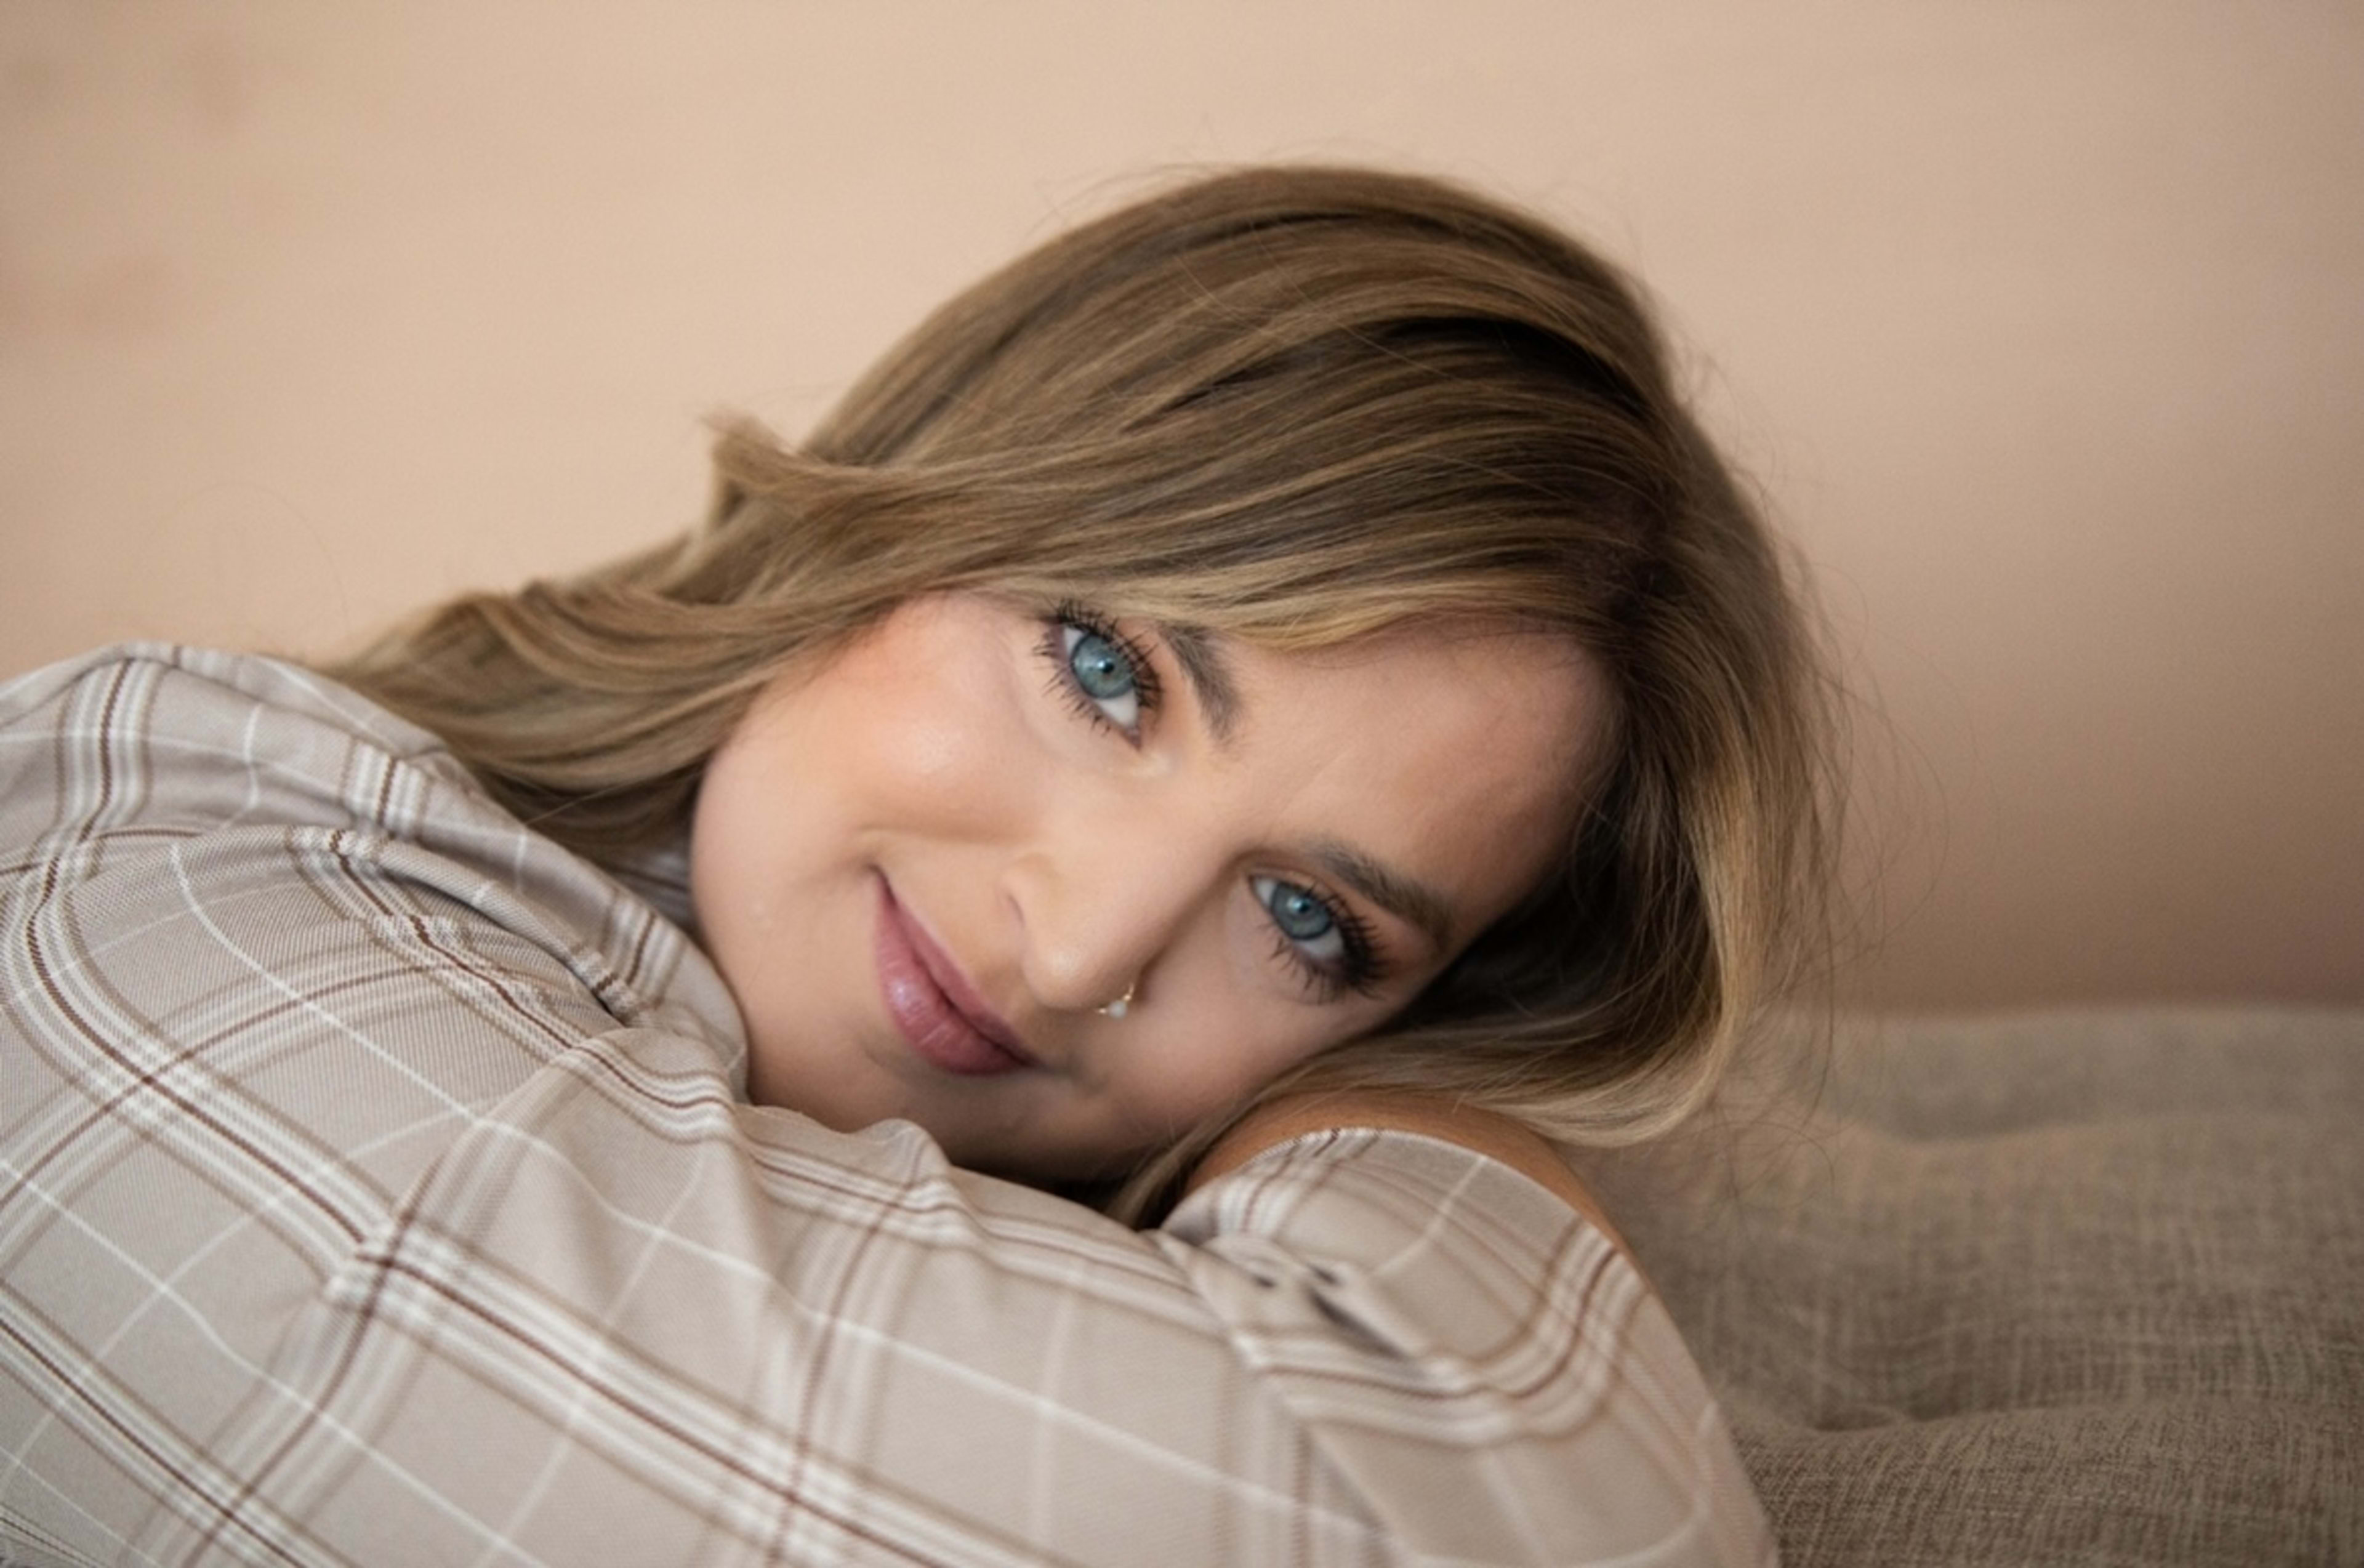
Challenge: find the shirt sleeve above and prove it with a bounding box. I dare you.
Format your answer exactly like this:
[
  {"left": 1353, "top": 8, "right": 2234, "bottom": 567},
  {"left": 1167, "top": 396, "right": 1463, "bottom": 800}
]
[{"left": 0, "top": 648, "right": 1773, "bottom": 1567}]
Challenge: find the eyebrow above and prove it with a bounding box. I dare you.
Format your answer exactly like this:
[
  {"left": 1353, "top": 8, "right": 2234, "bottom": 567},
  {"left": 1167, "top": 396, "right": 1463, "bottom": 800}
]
[
  {"left": 1159, "top": 623, "right": 1242, "bottom": 745},
  {"left": 1309, "top": 838, "right": 1457, "bottom": 954}
]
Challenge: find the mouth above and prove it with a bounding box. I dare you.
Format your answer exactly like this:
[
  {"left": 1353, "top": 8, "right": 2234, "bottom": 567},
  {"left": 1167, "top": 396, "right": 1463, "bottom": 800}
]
[{"left": 873, "top": 877, "right": 1035, "bottom": 1076}]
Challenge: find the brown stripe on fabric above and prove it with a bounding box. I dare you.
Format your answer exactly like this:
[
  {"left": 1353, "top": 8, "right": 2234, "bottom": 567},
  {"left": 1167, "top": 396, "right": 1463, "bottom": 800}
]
[
  {"left": 186, "top": 1188, "right": 411, "bottom": 1566},
  {"left": 621, "top": 906, "right": 658, "bottom": 997},
  {"left": 718, "top": 1138, "right": 1195, "bottom": 1305},
  {"left": 371, "top": 748, "right": 397, "bottom": 827},
  {"left": 728, "top": 1137, "right": 1143, "bottom": 1271},
  {"left": 553, "top": 1039, "right": 746, "bottom": 1119},
  {"left": 1185, "top": 1155, "right": 1626, "bottom": 1410},
  {"left": 391, "top": 906, "right": 589, "bottom": 1055},
  {"left": 0, "top": 1505, "right": 86, "bottom": 1564},
  {"left": 0, "top": 1308, "right": 336, "bottom": 1568},
  {"left": 1248, "top": 1234, "right": 1619, "bottom": 1410},
  {"left": 89, "top": 658, "right": 129, "bottom": 845},
  {"left": 1227, "top": 1125, "right": 1353, "bottom": 1237},
  {"left": 771, "top": 1146, "right": 903, "bottom": 1558},
  {"left": 1327, "top": 1135, "right": 1583, "bottom": 1276},
  {"left": 0, "top": 826, "right": 201, "bottom": 878},
  {"left": 1317, "top": 1152, "right": 1625, "bottom": 1363},
  {"left": 354, "top": 1249, "right": 948, "bottom": 1563},
  {"left": 17, "top": 912, "right": 372, "bottom": 1246},
  {"left": 324, "top": 827, "right": 401, "bottom": 921},
  {"left": 2, "top": 959, "right": 414, "bottom": 1250},
  {"left": 1492, "top": 1239, "right": 1622, "bottom": 1403},
  {"left": 401, "top": 917, "right": 624, "bottom": 1056},
  {"left": 42, "top": 674, "right": 71, "bottom": 837},
  {"left": 757, "top": 1449, "right": 1108, "bottom": 1568},
  {"left": 1290, "top": 1416, "right": 1315, "bottom": 1564},
  {"left": 326, "top": 841, "right": 590, "bottom": 1060},
  {"left": 1262, "top": 1128, "right": 1621, "bottom": 1324}
]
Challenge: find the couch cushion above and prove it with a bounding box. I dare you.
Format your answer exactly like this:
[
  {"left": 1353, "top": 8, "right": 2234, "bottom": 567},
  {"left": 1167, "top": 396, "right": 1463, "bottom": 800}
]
[{"left": 1590, "top": 1007, "right": 2364, "bottom": 1567}]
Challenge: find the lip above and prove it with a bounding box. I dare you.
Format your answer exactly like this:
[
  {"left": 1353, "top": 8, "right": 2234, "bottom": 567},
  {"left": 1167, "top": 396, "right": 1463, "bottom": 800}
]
[{"left": 873, "top": 877, "right": 1034, "bottom": 1076}]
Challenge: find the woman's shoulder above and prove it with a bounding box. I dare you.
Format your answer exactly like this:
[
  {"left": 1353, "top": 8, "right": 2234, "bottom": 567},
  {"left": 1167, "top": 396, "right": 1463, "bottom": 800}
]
[
  {"left": 3, "top": 640, "right": 461, "bottom": 775},
  {"left": 0, "top": 640, "right": 736, "bottom": 1048},
  {"left": 2, "top": 641, "right": 523, "bottom": 912},
  {"left": 1, "top": 642, "right": 479, "bottom": 838}
]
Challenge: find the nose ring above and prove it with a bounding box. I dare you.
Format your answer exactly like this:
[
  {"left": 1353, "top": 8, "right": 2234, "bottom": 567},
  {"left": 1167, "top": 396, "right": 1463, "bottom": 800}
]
[{"left": 1098, "top": 979, "right": 1139, "bottom": 1019}]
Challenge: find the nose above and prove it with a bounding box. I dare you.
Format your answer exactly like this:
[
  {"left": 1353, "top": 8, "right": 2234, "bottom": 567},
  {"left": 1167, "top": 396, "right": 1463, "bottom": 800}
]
[{"left": 1000, "top": 800, "right": 1224, "bottom": 1016}]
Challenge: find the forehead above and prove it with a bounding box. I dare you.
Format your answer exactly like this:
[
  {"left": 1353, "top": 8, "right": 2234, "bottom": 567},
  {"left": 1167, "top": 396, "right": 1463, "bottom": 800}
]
[{"left": 1214, "top": 624, "right": 1608, "bottom": 936}]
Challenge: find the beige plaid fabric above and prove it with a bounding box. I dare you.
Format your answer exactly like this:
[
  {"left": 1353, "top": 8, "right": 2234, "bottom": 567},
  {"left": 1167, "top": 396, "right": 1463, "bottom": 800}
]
[{"left": 0, "top": 646, "right": 1772, "bottom": 1567}]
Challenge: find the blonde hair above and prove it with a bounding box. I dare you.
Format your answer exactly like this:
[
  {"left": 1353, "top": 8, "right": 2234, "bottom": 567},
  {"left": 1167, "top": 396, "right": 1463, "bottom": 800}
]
[{"left": 330, "top": 166, "right": 1835, "bottom": 1215}]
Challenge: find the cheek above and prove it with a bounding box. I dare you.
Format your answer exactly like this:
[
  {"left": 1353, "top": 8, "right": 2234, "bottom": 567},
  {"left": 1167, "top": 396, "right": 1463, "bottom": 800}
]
[
  {"left": 1101, "top": 960, "right": 1386, "bottom": 1131},
  {"left": 809, "top": 649, "right": 1034, "bottom": 833},
  {"left": 856, "top": 690, "right": 991, "bottom": 792}
]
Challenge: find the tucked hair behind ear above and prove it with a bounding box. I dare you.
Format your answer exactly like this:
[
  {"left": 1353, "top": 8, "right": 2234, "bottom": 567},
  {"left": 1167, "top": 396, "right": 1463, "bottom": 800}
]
[{"left": 328, "top": 165, "right": 1838, "bottom": 1218}]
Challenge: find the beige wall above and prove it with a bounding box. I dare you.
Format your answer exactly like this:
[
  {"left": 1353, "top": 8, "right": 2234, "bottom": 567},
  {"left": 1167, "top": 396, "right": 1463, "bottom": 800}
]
[{"left": 5, "top": 1, "right": 2360, "bottom": 1009}]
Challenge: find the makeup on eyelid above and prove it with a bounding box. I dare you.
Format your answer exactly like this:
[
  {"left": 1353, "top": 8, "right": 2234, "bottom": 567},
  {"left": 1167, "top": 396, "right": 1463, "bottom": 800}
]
[{"left": 688, "top": 591, "right": 1604, "bottom": 1181}]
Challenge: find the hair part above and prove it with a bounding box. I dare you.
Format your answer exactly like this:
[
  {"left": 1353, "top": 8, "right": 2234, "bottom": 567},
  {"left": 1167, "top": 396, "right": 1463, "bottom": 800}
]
[{"left": 327, "top": 165, "right": 1839, "bottom": 1222}]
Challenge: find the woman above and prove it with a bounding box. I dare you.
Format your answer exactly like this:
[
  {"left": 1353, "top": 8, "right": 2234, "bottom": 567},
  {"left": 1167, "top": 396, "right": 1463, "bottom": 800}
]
[{"left": 1, "top": 167, "right": 1825, "bottom": 1564}]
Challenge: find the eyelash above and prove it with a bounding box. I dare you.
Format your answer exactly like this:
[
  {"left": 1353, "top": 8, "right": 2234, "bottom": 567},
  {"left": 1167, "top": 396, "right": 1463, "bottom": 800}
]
[
  {"left": 1037, "top": 601, "right": 1389, "bottom": 1004},
  {"left": 1039, "top": 601, "right": 1163, "bottom": 742},
  {"left": 1267, "top": 887, "right": 1386, "bottom": 1002}
]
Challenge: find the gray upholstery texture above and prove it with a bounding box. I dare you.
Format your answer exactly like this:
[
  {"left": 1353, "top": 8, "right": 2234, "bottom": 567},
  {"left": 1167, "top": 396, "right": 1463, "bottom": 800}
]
[{"left": 1590, "top": 1007, "right": 2363, "bottom": 1567}]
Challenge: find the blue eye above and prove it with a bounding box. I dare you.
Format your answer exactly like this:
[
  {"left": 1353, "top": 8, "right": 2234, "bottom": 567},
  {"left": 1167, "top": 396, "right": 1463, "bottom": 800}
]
[
  {"left": 1066, "top": 625, "right": 1136, "bottom": 706},
  {"left": 1261, "top": 878, "right": 1335, "bottom": 941},
  {"left": 1252, "top": 874, "right": 1349, "bottom": 970},
  {"left": 1249, "top": 874, "right": 1384, "bottom": 999},
  {"left": 1047, "top": 609, "right": 1157, "bottom": 739}
]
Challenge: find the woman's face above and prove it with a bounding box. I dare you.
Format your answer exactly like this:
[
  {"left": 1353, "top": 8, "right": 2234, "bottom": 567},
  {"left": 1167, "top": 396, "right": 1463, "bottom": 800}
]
[{"left": 690, "top": 593, "right": 1606, "bottom": 1181}]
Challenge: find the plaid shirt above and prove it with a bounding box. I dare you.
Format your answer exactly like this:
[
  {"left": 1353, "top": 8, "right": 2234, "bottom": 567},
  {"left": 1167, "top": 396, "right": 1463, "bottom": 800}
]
[{"left": 1, "top": 646, "right": 1772, "bottom": 1567}]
